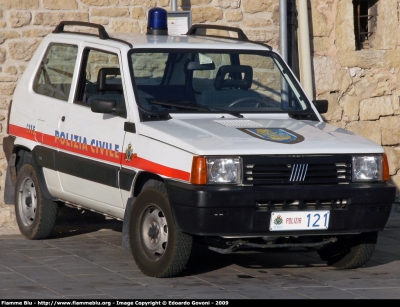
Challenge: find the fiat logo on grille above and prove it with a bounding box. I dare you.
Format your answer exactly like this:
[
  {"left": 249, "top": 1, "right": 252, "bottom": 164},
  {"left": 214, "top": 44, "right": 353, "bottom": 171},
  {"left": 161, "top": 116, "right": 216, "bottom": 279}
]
[{"left": 289, "top": 164, "right": 308, "bottom": 181}]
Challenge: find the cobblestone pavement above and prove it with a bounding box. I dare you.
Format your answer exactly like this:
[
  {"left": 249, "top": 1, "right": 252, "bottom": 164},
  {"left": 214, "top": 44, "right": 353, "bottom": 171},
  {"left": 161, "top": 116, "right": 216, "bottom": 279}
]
[{"left": 1, "top": 208, "right": 400, "bottom": 299}]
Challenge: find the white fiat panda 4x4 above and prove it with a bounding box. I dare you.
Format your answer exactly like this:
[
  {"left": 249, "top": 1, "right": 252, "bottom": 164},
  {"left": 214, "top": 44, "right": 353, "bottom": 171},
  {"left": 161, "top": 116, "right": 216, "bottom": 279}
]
[{"left": 2, "top": 16, "right": 396, "bottom": 277}]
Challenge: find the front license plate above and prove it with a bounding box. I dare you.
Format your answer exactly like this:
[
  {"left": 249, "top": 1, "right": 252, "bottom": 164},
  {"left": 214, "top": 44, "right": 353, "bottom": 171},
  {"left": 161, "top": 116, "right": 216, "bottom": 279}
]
[{"left": 270, "top": 211, "right": 330, "bottom": 231}]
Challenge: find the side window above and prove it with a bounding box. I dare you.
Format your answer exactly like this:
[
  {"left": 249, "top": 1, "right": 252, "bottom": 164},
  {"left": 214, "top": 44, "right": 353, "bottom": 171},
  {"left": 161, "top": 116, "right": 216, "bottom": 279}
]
[
  {"left": 76, "top": 49, "right": 125, "bottom": 115},
  {"left": 33, "top": 43, "right": 78, "bottom": 101}
]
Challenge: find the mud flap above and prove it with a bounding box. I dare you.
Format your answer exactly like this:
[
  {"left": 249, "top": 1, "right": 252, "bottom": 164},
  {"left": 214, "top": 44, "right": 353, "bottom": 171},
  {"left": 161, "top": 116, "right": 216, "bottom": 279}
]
[
  {"left": 4, "top": 153, "right": 17, "bottom": 205},
  {"left": 122, "top": 196, "right": 136, "bottom": 252}
]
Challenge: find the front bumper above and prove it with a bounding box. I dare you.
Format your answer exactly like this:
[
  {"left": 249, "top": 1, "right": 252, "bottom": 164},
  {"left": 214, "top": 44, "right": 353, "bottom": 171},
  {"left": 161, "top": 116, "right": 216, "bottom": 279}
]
[{"left": 165, "top": 180, "right": 396, "bottom": 236}]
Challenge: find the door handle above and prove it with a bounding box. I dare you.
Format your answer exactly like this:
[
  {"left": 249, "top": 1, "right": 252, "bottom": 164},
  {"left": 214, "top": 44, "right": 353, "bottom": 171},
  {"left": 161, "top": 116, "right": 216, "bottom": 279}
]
[{"left": 61, "top": 116, "right": 65, "bottom": 122}]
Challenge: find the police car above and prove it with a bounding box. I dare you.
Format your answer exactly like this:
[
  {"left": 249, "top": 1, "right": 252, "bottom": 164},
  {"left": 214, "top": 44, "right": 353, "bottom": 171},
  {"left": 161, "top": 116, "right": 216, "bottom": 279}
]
[{"left": 2, "top": 10, "right": 396, "bottom": 278}]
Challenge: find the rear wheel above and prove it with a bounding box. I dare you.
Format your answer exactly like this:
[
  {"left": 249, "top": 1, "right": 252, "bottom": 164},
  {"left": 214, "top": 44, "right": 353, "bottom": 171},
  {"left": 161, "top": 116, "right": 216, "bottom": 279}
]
[
  {"left": 129, "top": 182, "right": 192, "bottom": 277},
  {"left": 15, "top": 164, "right": 58, "bottom": 239},
  {"left": 318, "top": 232, "right": 377, "bottom": 269}
]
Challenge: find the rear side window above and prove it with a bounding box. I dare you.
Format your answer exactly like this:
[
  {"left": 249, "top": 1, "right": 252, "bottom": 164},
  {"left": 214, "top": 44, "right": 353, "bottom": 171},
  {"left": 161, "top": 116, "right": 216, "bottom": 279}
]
[{"left": 33, "top": 43, "right": 78, "bottom": 101}]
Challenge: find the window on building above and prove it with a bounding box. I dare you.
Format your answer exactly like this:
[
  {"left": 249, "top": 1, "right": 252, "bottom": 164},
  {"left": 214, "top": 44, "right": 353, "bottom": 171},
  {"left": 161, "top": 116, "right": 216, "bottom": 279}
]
[{"left": 353, "top": 0, "right": 378, "bottom": 50}]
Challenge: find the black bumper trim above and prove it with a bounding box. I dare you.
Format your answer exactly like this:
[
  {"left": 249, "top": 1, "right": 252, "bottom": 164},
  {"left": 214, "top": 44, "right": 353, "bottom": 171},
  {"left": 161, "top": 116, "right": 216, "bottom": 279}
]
[{"left": 165, "top": 180, "right": 396, "bottom": 236}]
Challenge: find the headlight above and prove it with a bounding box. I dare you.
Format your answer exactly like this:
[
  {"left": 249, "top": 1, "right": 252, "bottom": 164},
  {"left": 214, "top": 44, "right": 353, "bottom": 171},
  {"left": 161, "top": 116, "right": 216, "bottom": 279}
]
[
  {"left": 352, "top": 155, "right": 384, "bottom": 182},
  {"left": 207, "top": 158, "right": 241, "bottom": 184},
  {"left": 191, "top": 156, "right": 242, "bottom": 184}
]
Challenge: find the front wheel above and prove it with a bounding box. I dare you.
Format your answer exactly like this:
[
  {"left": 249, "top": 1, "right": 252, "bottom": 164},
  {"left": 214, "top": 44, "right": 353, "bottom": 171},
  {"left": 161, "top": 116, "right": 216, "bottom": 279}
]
[
  {"left": 317, "top": 232, "right": 378, "bottom": 269},
  {"left": 15, "top": 164, "right": 58, "bottom": 239},
  {"left": 129, "top": 183, "right": 193, "bottom": 277}
]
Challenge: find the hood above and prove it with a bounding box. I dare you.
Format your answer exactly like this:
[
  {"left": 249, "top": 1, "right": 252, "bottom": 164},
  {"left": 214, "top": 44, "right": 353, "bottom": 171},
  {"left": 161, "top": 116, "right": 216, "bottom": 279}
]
[{"left": 138, "top": 115, "right": 383, "bottom": 155}]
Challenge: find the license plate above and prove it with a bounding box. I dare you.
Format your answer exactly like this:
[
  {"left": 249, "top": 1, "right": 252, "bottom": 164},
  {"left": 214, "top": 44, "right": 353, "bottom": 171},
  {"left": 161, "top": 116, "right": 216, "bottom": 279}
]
[{"left": 270, "top": 211, "right": 330, "bottom": 231}]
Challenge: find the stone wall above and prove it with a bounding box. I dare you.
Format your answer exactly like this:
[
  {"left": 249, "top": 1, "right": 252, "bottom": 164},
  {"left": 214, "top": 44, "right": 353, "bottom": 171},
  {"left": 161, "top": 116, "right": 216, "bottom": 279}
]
[
  {"left": 0, "top": 0, "right": 399, "bottom": 226},
  {"left": 310, "top": 0, "right": 400, "bottom": 201}
]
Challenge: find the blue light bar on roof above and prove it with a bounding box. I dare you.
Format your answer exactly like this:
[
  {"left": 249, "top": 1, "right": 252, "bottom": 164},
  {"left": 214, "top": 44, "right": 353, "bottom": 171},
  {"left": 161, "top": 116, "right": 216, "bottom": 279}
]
[{"left": 147, "top": 7, "right": 168, "bottom": 35}]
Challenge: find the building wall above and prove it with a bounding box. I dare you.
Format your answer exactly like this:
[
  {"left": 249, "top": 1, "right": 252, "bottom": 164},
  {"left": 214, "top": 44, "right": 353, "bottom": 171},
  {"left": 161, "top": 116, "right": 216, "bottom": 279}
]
[
  {"left": 0, "top": 0, "right": 398, "bottom": 225},
  {"left": 310, "top": 0, "right": 400, "bottom": 198}
]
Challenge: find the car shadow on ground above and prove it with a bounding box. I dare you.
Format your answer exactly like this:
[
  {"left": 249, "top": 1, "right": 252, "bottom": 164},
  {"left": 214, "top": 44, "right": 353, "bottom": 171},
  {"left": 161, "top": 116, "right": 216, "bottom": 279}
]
[
  {"left": 49, "top": 205, "right": 123, "bottom": 239},
  {"left": 47, "top": 206, "right": 399, "bottom": 276},
  {"left": 181, "top": 241, "right": 330, "bottom": 277}
]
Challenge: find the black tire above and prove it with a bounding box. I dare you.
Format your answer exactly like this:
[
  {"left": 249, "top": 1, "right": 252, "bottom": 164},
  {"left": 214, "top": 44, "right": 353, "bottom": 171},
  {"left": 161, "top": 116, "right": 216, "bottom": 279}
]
[
  {"left": 317, "top": 232, "right": 378, "bottom": 269},
  {"left": 129, "top": 181, "right": 193, "bottom": 278},
  {"left": 14, "top": 164, "right": 58, "bottom": 240}
]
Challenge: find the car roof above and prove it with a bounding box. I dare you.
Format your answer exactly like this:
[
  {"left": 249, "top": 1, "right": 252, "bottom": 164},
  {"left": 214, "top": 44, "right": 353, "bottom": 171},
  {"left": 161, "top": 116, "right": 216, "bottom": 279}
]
[
  {"left": 46, "top": 31, "right": 274, "bottom": 52},
  {"left": 113, "top": 33, "right": 272, "bottom": 51}
]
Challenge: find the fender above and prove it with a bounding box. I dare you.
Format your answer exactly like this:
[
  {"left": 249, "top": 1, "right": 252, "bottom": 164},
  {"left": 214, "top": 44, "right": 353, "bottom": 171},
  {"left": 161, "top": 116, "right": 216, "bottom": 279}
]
[
  {"left": 31, "top": 148, "right": 56, "bottom": 201},
  {"left": 4, "top": 150, "right": 55, "bottom": 204},
  {"left": 122, "top": 196, "right": 135, "bottom": 252}
]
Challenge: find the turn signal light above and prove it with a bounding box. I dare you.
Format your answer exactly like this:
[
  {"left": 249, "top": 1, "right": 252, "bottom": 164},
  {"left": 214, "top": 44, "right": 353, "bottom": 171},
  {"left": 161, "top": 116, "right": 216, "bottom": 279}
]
[
  {"left": 190, "top": 156, "right": 207, "bottom": 185},
  {"left": 383, "top": 153, "right": 390, "bottom": 181}
]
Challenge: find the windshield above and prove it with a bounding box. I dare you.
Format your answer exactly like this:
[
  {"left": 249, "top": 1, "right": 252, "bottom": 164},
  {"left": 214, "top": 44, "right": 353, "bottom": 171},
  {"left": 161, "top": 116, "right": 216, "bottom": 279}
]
[{"left": 129, "top": 50, "right": 312, "bottom": 117}]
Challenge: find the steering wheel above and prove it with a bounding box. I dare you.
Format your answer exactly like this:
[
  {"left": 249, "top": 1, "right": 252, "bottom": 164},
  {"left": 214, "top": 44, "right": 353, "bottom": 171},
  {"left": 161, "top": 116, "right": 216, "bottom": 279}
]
[{"left": 228, "top": 97, "right": 269, "bottom": 108}]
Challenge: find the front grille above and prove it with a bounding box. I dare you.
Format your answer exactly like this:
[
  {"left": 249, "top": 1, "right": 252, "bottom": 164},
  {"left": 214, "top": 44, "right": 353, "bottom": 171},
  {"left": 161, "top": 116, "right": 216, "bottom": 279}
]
[
  {"left": 243, "top": 155, "right": 352, "bottom": 185},
  {"left": 256, "top": 198, "right": 349, "bottom": 211}
]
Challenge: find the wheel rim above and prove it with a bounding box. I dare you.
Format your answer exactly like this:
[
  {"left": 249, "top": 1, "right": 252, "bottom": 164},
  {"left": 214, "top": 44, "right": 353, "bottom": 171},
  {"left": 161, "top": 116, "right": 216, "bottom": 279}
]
[
  {"left": 139, "top": 204, "right": 168, "bottom": 261},
  {"left": 17, "top": 177, "right": 37, "bottom": 227}
]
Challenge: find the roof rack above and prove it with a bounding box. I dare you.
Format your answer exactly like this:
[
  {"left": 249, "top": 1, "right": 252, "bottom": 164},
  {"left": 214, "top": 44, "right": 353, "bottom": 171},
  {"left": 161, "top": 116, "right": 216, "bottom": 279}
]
[
  {"left": 52, "top": 21, "right": 133, "bottom": 47},
  {"left": 53, "top": 21, "right": 109, "bottom": 39},
  {"left": 186, "top": 24, "right": 248, "bottom": 41},
  {"left": 186, "top": 24, "right": 272, "bottom": 50}
]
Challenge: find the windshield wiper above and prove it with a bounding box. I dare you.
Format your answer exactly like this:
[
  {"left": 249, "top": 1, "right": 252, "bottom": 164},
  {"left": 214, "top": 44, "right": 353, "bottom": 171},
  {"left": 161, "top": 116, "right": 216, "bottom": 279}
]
[
  {"left": 151, "top": 100, "right": 243, "bottom": 118},
  {"left": 151, "top": 100, "right": 210, "bottom": 110},
  {"left": 287, "top": 110, "right": 319, "bottom": 121}
]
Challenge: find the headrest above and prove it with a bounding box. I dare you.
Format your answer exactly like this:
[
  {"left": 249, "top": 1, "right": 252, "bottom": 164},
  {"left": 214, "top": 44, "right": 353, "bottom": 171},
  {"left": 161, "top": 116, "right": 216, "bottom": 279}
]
[
  {"left": 214, "top": 65, "right": 253, "bottom": 90},
  {"left": 97, "top": 68, "right": 123, "bottom": 92}
]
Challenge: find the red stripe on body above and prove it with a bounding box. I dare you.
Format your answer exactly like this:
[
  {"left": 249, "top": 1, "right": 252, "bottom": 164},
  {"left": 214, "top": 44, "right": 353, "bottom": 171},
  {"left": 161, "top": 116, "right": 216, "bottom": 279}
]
[
  {"left": 9, "top": 124, "right": 191, "bottom": 181},
  {"left": 122, "top": 157, "right": 190, "bottom": 181}
]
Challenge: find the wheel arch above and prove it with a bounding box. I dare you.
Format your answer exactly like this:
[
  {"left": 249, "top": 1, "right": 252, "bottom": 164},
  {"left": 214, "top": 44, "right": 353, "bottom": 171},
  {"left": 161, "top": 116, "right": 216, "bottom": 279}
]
[
  {"left": 4, "top": 145, "right": 31, "bottom": 205},
  {"left": 7, "top": 146, "right": 55, "bottom": 202},
  {"left": 132, "top": 171, "right": 165, "bottom": 197},
  {"left": 122, "top": 171, "right": 168, "bottom": 253}
]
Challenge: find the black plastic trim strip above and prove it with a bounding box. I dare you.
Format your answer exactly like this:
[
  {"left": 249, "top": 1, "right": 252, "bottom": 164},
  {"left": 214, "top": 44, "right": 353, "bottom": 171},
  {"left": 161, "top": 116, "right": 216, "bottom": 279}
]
[
  {"left": 52, "top": 21, "right": 133, "bottom": 48},
  {"left": 186, "top": 24, "right": 273, "bottom": 50},
  {"left": 120, "top": 168, "right": 136, "bottom": 191},
  {"left": 30, "top": 148, "right": 56, "bottom": 200},
  {"left": 32, "top": 146, "right": 136, "bottom": 190},
  {"left": 57, "top": 151, "right": 119, "bottom": 188},
  {"left": 53, "top": 21, "right": 109, "bottom": 39},
  {"left": 2, "top": 135, "right": 15, "bottom": 163},
  {"left": 164, "top": 179, "right": 396, "bottom": 236},
  {"left": 187, "top": 24, "right": 248, "bottom": 40},
  {"left": 124, "top": 122, "right": 136, "bottom": 133},
  {"left": 32, "top": 146, "right": 56, "bottom": 170}
]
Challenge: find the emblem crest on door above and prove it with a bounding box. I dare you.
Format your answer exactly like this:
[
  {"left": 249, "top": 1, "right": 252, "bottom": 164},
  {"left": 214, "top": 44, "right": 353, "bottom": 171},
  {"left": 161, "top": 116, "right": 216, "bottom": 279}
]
[{"left": 125, "top": 143, "right": 133, "bottom": 162}]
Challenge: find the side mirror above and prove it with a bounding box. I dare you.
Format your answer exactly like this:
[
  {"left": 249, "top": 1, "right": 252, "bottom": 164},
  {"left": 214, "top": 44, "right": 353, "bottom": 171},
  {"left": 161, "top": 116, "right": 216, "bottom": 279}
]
[
  {"left": 312, "top": 100, "right": 328, "bottom": 114},
  {"left": 91, "top": 99, "right": 124, "bottom": 115}
]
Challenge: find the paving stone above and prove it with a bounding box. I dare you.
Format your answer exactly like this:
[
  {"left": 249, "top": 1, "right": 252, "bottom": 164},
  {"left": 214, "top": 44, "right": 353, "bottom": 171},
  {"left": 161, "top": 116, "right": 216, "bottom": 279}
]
[
  {"left": 96, "top": 261, "right": 138, "bottom": 272},
  {"left": 97, "top": 285, "right": 166, "bottom": 299},
  {"left": 38, "top": 280, "right": 104, "bottom": 296},
  {"left": 0, "top": 286, "right": 63, "bottom": 299},
  {"left": 0, "top": 217, "right": 398, "bottom": 299},
  {"left": 283, "top": 286, "right": 365, "bottom": 299},
  {"left": 11, "top": 266, "right": 76, "bottom": 283},
  {"left": 71, "top": 272, "right": 143, "bottom": 288},
  {"left": 65, "top": 294, "right": 115, "bottom": 299},
  {"left": 348, "top": 287, "right": 400, "bottom": 299},
  {"left": 0, "top": 272, "right": 41, "bottom": 289},
  {"left": 55, "top": 266, "right": 115, "bottom": 276},
  {"left": 0, "top": 253, "right": 42, "bottom": 268},
  {"left": 35, "top": 255, "right": 98, "bottom": 269}
]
